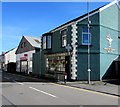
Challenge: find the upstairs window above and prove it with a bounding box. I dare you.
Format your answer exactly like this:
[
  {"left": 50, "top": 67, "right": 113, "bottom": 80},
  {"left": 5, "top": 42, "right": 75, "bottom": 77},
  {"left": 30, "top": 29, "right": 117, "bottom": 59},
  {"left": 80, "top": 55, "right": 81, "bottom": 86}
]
[
  {"left": 61, "top": 29, "right": 67, "bottom": 47},
  {"left": 82, "top": 28, "right": 91, "bottom": 45},
  {"left": 42, "top": 34, "right": 52, "bottom": 50},
  {"left": 47, "top": 35, "right": 52, "bottom": 49},
  {"left": 43, "top": 36, "right": 46, "bottom": 49},
  {"left": 21, "top": 42, "right": 26, "bottom": 48}
]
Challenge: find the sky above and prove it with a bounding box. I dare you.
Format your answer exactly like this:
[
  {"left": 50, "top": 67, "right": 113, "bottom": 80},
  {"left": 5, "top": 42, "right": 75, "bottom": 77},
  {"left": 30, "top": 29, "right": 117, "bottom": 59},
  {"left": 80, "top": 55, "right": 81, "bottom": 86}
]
[{"left": 2, "top": 1, "right": 112, "bottom": 53}]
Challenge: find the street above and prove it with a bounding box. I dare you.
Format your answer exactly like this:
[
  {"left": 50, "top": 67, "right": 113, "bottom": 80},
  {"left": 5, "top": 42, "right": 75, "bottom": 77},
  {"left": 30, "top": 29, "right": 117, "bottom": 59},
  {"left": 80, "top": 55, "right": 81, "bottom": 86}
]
[{"left": 1, "top": 71, "right": 119, "bottom": 106}]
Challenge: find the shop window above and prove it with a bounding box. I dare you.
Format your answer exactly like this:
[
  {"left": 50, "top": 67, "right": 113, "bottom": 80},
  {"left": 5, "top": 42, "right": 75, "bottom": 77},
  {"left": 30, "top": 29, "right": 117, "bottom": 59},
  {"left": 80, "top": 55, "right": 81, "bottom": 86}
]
[
  {"left": 82, "top": 28, "right": 91, "bottom": 45},
  {"left": 61, "top": 29, "right": 67, "bottom": 47},
  {"left": 46, "top": 56, "right": 65, "bottom": 74}
]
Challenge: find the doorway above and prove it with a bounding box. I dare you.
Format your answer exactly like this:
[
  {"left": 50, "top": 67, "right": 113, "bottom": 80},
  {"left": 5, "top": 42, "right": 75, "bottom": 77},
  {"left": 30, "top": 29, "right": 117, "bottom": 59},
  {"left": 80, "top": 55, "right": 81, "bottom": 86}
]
[
  {"left": 20, "top": 60, "right": 28, "bottom": 74},
  {"left": 65, "top": 56, "right": 71, "bottom": 81}
]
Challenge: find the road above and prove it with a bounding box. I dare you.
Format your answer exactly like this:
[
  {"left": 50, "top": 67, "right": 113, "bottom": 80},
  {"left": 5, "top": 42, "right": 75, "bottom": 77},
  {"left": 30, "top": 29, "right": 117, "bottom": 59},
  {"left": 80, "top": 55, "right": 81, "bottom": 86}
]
[{"left": 1, "top": 71, "right": 119, "bottom": 106}]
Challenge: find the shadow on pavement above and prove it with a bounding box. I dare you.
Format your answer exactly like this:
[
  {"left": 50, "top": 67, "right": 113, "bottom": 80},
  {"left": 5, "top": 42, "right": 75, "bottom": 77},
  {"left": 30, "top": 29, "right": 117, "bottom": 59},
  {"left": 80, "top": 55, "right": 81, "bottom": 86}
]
[
  {"left": 103, "top": 79, "right": 120, "bottom": 85},
  {"left": 1, "top": 71, "right": 56, "bottom": 83}
]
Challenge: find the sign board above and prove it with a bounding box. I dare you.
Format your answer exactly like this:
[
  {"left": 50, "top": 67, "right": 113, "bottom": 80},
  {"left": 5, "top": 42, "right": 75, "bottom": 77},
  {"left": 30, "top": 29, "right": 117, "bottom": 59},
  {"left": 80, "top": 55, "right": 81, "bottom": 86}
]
[{"left": 20, "top": 57, "right": 27, "bottom": 60}]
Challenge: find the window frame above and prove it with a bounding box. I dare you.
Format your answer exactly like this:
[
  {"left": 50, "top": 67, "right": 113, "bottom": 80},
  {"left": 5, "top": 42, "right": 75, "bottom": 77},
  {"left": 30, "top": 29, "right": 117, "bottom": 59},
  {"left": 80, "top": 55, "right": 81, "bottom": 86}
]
[
  {"left": 42, "top": 34, "right": 52, "bottom": 50},
  {"left": 47, "top": 35, "right": 52, "bottom": 49},
  {"left": 82, "top": 28, "right": 91, "bottom": 45},
  {"left": 43, "top": 36, "right": 47, "bottom": 50},
  {"left": 61, "top": 29, "right": 67, "bottom": 48}
]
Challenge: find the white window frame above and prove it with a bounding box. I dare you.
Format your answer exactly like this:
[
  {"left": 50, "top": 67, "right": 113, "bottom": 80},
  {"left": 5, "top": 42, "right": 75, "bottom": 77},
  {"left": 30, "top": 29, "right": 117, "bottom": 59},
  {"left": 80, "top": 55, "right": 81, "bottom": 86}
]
[
  {"left": 61, "top": 29, "right": 67, "bottom": 47},
  {"left": 82, "top": 28, "right": 91, "bottom": 45},
  {"left": 43, "top": 36, "right": 46, "bottom": 49}
]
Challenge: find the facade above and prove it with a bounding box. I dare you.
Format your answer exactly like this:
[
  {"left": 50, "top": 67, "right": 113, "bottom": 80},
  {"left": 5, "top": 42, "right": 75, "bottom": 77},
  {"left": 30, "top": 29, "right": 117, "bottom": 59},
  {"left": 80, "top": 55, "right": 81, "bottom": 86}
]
[
  {"left": 0, "top": 52, "right": 5, "bottom": 71},
  {"left": 16, "top": 36, "right": 40, "bottom": 74},
  {"left": 33, "top": 1, "right": 120, "bottom": 81},
  {"left": 4, "top": 48, "right": 17, "bottom": 71}
]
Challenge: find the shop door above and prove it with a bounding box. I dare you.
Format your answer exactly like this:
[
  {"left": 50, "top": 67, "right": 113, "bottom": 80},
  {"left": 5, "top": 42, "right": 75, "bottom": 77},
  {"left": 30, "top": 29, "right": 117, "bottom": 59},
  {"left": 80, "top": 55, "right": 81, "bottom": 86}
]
[
  {"left": 65, "top": 56, "right": 71, "bottom": 81},
  {"left": 20, "top": 61, "right": 28, "bottom": 73}
]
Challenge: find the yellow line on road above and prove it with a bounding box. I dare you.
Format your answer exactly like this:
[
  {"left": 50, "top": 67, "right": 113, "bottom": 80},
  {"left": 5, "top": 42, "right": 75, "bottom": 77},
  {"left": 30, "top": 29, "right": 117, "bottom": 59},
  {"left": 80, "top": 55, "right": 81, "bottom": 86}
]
[{"left": 50, "top": 83, "right": 119, "bottom": 98}]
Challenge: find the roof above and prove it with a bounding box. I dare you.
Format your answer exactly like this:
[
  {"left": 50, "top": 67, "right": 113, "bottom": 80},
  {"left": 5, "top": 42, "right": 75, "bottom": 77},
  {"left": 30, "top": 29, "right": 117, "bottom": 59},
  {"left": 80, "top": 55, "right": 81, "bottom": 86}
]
[
  {"left": 44, "top": 0, "right": 119, "bottom": 34},
  {"left": 24, "top": 36, "right": 40, "bottom": 48},
  {"left": 4, "top": 48, "right": 17, "bottom": 55}
]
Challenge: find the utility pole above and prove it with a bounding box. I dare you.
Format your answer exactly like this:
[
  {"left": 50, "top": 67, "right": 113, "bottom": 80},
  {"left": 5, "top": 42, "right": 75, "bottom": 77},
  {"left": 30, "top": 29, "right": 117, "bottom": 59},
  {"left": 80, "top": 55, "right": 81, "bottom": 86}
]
[{"left": 87, "top": 0, "right": 91, "bottom": 84}]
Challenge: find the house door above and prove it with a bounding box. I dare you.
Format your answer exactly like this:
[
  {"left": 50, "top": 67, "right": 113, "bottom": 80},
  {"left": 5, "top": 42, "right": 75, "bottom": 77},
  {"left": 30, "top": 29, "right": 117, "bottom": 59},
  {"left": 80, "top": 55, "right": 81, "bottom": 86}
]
[
  {"left": 65, "top": 56, "right": 71, "bottom": 81},
  {"left": 20, "top": 61, "right": 28, "bottom": 73}
]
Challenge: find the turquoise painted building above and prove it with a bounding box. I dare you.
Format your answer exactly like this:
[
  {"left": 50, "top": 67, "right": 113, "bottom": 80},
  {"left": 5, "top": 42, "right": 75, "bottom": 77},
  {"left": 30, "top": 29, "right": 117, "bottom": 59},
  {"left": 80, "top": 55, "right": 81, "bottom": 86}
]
[{"left": 33, "top": 1, "right": 120, "bottom": 81}]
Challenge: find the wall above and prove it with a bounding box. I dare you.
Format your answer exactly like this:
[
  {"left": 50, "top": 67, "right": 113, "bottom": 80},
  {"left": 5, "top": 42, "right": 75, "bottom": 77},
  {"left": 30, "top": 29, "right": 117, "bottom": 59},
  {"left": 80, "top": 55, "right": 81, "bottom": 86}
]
[
  {"left": 77, "top": 12, "right": 100, "bottom": 80},
  {"left": 32, "top": 51, "right": 45, "bottom": 76},
  {"left": 4, "top": 48, "right": 17, "bottom": 65},
  {"left": 16, "top": 50, "right": 35, "bottom": 72},
  {"left": 16, "top": 36, "right": 34, "bottom": 54},
  {"left": 99, "top": 3, "right": 119, "bottom": 79}
]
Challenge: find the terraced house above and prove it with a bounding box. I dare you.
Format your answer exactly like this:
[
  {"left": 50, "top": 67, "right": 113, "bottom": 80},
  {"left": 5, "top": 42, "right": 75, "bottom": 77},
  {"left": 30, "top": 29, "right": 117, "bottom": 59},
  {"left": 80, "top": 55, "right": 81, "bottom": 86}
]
[
  {"left": 33, "top": 1, "right": 120, "bottom": 81},
  {"left": 16, "top": 36, "right": 40, "bottom": 74}
]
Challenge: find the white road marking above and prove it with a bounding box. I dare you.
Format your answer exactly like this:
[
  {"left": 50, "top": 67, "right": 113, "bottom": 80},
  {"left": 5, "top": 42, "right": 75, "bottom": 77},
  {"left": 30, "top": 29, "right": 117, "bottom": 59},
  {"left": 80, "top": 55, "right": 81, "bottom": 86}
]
[
  {"left": 29, "top": 86, "right": 57, "bottom": 98},
  {"left": 12, "top": 80, "right": 24, "bottom": 85},
  {"left": 17, "top": 82, "right": 24, "bottom": 85}
]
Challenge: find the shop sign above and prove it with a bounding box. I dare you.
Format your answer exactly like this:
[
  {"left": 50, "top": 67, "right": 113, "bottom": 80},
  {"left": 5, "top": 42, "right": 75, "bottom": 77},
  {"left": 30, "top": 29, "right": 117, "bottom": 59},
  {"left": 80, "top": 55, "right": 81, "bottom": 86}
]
[
  {"left": 20, "top": 57, "right": 27, "bottom": 60},
  {"left": 104, "top": 34, "right": 115, "bottom": 53},
  {"left": 45, "top": 52, "right": 71, "bottom": 57}
]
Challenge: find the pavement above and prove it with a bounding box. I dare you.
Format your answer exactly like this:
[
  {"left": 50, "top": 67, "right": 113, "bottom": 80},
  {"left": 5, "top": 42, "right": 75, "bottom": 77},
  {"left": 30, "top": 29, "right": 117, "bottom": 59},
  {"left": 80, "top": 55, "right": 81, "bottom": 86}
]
[{"left": 57, "top": 80, "right": 120, "bottom": 97}]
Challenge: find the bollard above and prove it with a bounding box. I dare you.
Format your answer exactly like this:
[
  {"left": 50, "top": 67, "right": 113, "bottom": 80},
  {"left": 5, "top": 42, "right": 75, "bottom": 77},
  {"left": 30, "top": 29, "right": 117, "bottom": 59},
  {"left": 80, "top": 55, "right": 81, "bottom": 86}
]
[{"left": 64, "top": 73, "right": 67, "bottom": 84}]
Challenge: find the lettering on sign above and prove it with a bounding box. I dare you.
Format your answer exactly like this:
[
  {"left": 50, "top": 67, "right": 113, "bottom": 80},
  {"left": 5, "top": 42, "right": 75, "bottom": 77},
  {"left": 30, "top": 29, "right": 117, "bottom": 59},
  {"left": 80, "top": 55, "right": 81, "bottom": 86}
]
[{"left": 104, "top": 34, "right": 115, "bottom": 53}]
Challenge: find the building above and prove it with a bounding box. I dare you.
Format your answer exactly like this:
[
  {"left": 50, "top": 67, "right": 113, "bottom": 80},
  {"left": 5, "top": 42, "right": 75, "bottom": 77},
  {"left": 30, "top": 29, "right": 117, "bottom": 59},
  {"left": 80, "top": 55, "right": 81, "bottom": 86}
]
[
  {"left": 16, "top": 36, "right": 40, "bottom": 74},
  {"left": 33, "top": 1, "right": 120, "bottom": 81},
  {"left": 0, "top": 52, "right": 5, "bottom": 71},
  {"left": 3, "top": 48, "right": 17, "bottom": 72}
]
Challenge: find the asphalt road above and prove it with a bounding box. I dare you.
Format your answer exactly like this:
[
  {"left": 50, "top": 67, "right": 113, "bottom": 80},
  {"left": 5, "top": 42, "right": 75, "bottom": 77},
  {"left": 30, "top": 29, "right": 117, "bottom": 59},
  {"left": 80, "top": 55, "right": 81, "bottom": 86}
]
[{"left": 1, "top": 71, "right": 119, "bottom": 106}]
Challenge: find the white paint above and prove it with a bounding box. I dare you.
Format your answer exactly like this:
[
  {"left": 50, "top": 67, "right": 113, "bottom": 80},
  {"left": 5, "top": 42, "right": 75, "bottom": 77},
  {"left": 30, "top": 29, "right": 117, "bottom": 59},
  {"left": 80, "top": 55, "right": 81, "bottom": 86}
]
[
  {"left": 12, "top": 80, "right": 24, "bottom": 85},
  {"left": 99, "top": 0, "right": 119, "bottom": 11},
  {"left": 17, "top": 82, "right": 24, "bottom": 85},
  {"left": 16, "top": 50, "right": 35, "bottom": 72},
  {"left": 71, "top": 23, "right": 78, "bottom": 80},
  {"left": 76, "top": 11, "right": 99, "bottom": 23},
  {"left": 4, "top": 48, "right": 17, "bottom": 65},
  {"left": 16, "top": 50, "right": 35, "bottom": 61},
  {"left": 29, "top": 87, "right": 57, "bottom": 98}
]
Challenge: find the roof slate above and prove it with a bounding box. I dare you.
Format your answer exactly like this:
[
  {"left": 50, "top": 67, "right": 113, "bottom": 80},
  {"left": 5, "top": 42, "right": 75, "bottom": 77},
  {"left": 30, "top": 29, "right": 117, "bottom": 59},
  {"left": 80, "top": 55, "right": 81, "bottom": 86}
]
[{"left": 24, "top": 36, "right": 40, "bottom": 48}]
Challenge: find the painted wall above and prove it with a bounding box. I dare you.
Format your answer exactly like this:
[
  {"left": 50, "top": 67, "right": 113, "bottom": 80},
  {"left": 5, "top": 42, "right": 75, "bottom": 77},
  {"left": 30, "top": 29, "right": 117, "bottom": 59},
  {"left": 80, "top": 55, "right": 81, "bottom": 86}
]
[
  {"left": 32, "top": 51, "right": 45, "bottom": 76},
  {"left": 16, "top": 36, "right": 34, "bottom": 54},
  {"left": 16, "top": 50, "right": 35, "bottom": 72},
  {"left": 99, "top": 3, "right": 119, "bottom": 79},
  {"left": 33, "top": 2, "right": 120, "bottom": 80},
  {"left": 4, "top": 48, "right": 17, "bottom": 65},
  {"left": 77, "top": 12, "right": 100, "bottom": 80}
]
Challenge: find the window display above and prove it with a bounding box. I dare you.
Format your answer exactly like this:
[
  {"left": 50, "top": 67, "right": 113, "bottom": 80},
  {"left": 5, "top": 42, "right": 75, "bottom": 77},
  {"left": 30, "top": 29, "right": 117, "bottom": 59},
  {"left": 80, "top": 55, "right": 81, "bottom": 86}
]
[{"left": 46, "top": 56, "right": 65, "bottom": 74}]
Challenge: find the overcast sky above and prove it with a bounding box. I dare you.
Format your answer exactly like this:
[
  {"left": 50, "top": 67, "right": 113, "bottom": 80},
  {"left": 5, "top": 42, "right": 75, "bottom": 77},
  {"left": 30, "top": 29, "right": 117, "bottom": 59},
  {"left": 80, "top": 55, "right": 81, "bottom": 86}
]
[{"left": 2, "top": 2, "right": 111, "bottom": 53}]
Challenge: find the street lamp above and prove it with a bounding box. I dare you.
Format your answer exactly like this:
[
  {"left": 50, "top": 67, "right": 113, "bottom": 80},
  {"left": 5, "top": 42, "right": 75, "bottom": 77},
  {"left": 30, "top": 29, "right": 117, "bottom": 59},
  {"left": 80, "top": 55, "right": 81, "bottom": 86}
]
[{"left": 87, "top": 0, "right": 91, "bottom": 84}]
